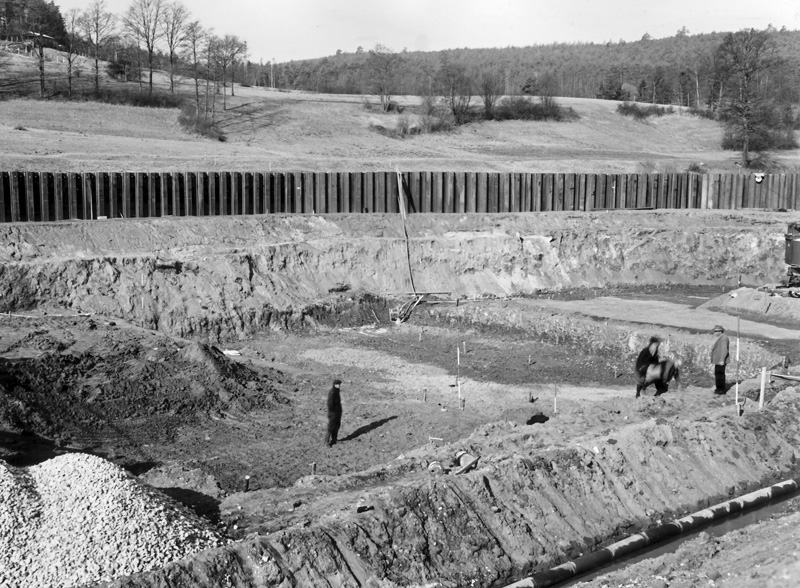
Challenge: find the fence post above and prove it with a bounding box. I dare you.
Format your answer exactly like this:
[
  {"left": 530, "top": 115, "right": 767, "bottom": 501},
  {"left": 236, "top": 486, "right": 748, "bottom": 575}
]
[
  {"left": 24, "top": 172, "right": 35, "bottom": 221},
  {"left": 582, "top": 174, "right": 593, "bottom": 211},
  {"left": 489, "top": 173, "right": 500, "bottom": 213},
  {"left": 445, "top": 171, "right": 455, "bottom": 213},
  {"left": 68, "top": 172, "right": 79, "bottom": 219},
  {"left": 699, "top": 173, "right": 708, "bottom": 209},
  {"left": 8, "top": 172, "right": 20, "bottom": 221},
  {"left": 0, "top": 172, "right": 6, "bottom": 222},
  {"left": 107, "top": 173, "right": 117, "bottom": 219},
  {"left": 387, "top": 172, "right": 398, "bottom": 213},
  {"left": 421, "top": 172, "right": 431, "bottom": 212},
  {"left": 466, "top": 172, "right": 477, "bottom": 213},
  {"left": 230, "top": 172, "right": 239, "bottom": 215},
  {"left": 253, "top": 172, "right": 263, "bottom": 214},
  {"left": 476, "top": 172, "right": 487, "bottom": 212},
  {"left": 352, "top": 172, "right": 363, "bottom": 213},
  {"left": 38, "top": 171, "right": 50, "bottom": 221},
  {"left": 314, "top": 172, "right": 326, "bottom": 213},
  {"left": 340, "top": 172, "right": 350, "bottom": 213},
  {"left": 499, "top": 173, "right": 509, "bottom": 213},
  {"left": 376, "top": 172, "right": 386, "bottom": 213},
  {"left": 144, "top": 173, "right": 155, "bottom": 217},
  {"left": 300, "top": 172, "right": 312, "bottom": 214}
]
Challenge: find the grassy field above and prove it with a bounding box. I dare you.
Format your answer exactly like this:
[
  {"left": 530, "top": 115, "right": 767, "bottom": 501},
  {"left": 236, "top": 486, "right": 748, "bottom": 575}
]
[{"left": 1, "top": 51, "right": 798, "bottom": 173}]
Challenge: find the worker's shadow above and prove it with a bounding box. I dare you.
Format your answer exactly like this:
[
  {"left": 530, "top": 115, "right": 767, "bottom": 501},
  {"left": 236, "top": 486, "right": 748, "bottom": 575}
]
[{"left": 340, "top": 416, "right": 398, "bottom": 442}]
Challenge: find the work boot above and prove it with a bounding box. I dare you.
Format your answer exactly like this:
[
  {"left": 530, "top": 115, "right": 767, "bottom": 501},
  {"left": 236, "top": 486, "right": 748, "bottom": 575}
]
[{"left": 635, "top": 385, "right": 642, "bottom": 398}]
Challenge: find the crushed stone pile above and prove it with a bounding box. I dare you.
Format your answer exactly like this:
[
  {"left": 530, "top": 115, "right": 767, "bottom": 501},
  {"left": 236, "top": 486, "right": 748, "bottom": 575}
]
[{"left": 0, "top": 453, "right": 227, "bottom": 588}]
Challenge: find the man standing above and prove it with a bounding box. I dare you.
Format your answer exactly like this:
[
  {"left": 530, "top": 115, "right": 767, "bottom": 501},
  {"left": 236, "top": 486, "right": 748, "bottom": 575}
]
[
  {"left": 635, "top": 336, "right": 661, "bottom": 398},
  {"left": 326, "top": 379, "right": 343, "bottom": 447},
  {"left": 710, "top": 325, "right": 730, "bottom": 394}
]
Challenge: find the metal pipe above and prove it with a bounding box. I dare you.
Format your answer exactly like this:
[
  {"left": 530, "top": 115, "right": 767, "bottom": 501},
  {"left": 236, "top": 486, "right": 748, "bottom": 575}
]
[{"left": 504, "top": 478, "right": 798, "bottom": 588}]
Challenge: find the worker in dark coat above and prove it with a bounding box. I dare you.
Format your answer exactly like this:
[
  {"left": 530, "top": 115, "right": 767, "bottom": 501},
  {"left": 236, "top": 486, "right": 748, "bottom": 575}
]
[
  {"left": 326, "top": 379, "right": 343, "bottom": 447},
  {"left": 710, "top": 325, "right": 730, "bottom": 394},
  {"left": 634, "top": 336, "right": 661, "bottom": 398}
]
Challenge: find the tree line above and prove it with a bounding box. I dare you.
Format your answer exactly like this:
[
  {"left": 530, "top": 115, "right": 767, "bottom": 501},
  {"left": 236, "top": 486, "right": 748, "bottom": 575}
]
[{"left": 1, "top": 0, "right": 248, "bottom": 124}]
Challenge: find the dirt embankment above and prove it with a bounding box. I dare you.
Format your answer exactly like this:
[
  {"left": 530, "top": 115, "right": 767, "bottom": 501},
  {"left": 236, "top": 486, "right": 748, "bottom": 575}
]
[
  {"left": 95, "top": 387, "right": 800, "bottom": 588},
  {"left": 0, "top": 211, "right": 791, "bottom": 341}
]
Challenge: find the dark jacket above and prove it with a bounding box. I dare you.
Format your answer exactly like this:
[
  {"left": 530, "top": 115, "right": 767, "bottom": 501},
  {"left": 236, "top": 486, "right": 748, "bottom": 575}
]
[
  {"left": 327, "top": 386, "right": 342, "bottom": 414},
  {"left": 635, "top": 346, "right": 659, "bottom": 375}
]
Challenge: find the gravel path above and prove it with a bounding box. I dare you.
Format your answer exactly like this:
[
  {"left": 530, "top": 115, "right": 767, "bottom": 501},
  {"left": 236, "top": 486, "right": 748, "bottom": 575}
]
[{"left": 0, "top": 453, "right": 227, "bottom": 588}]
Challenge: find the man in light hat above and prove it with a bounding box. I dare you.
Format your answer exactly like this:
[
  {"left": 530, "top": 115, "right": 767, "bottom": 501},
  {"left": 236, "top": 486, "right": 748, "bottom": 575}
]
[{"left": 710, "top": 325, "right": 729, "bottom": 394}]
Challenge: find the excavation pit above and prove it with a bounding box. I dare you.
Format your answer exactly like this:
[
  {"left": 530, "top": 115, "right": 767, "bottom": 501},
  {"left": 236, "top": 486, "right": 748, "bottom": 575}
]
[{"left": 1, "top": 210, "right": 799, "bottom": 588}]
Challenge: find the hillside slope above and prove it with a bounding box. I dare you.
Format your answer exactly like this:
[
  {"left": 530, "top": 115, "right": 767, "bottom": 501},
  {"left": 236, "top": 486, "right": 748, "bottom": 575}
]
[{"left": 2, "top": 68, "right": 797, "bottom": 173}]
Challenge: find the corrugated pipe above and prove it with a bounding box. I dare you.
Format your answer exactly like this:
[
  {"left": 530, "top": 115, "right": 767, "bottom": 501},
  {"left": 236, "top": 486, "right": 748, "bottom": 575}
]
[{"left": 504, "top": 478, "right": 798, "bottom": 588}]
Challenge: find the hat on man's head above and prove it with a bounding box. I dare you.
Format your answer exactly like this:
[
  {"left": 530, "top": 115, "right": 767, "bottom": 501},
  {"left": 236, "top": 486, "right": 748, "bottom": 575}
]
[
  {"left": 332, "top": 379, "right": 342, "bottom": 386},
  {"left": 649, "top": 336, "right": 662, "bottom": 344},
  {"left": 712, "top": 325, "right": 724, "bottom": 333}
]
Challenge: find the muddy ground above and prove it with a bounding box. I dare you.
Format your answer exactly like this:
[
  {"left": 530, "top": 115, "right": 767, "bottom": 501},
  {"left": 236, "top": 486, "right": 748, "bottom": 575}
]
[{"left": 0, "top": 211, "right": 799, "bottom": 587}]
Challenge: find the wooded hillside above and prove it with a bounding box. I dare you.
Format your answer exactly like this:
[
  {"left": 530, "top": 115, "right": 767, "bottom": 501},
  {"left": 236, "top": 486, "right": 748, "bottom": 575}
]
[{"left": 274, "top": 28, "right": 800, "bottom": 108}]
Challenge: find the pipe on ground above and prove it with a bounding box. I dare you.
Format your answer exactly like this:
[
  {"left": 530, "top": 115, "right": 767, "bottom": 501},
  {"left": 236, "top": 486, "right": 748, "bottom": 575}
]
[{"left": 504, "top": 478, "right": 798, "bottom": 588}]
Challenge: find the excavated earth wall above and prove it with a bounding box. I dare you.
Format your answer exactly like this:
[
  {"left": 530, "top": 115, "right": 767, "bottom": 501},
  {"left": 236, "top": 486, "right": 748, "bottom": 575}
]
[
  {"left": 0, "top": 210, "right": 790, "bottom": 340},
  {"left": 96, "top": 388, "right": 800, "bottom": 588}
]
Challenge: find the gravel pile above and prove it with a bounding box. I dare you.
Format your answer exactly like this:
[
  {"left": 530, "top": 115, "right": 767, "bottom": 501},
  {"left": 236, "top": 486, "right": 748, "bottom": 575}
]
[{"left": 0, "top": 453, "right": 227, "bottom": 588}]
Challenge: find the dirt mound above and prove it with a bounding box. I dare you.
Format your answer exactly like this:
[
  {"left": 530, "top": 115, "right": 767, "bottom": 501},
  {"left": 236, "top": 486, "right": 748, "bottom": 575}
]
[
  {"left": 0, "top": 316, "right": 287, "bottom": 465},
  {"left": 0, "top": 453, "right": 226, "bottom": 588},
  {"left": 700, "top": 287, "right": 800, "bottom": 330}
]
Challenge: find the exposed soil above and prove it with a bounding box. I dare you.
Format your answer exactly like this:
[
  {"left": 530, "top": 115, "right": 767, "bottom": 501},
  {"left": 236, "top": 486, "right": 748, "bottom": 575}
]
[{"left": 0, "top": 210, "right": 799, "bottom": 587}]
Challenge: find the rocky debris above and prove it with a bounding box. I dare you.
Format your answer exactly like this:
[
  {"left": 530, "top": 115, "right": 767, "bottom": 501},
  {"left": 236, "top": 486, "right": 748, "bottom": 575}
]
[{"left": 0, "top": 453, "right": 227, "bottom": 588}]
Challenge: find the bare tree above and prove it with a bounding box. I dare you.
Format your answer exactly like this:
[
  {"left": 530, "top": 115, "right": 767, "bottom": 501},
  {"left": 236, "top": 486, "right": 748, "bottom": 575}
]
[
  {"left": 123, "top": 0, "right": 163, "bottom": 94},
  {"left": 64, "top": 8, "right": 83, "bottom": 98},
  {"left": 438, "top": 59, "right": 473, "bottom": 125},
  {"left": 182, "top": 20, "right": 205, "bottom": 115},
  {"left": 365, "top": 44, "right": 402, "bottom": 111},
  {"left": 215, "top": 34, "right": 246, "bottom": 108},
  {"left": 160, "top": 1, "right": 189, "bottom": 94},
  {"left": 204, "top": 33, "right": 219, "bottom": 121},
  {"left": 79, "top": 0, "right": 117, "bottom": 93},
  {"left": 478, "top": 69, "right": 504, "bottom": 119}
]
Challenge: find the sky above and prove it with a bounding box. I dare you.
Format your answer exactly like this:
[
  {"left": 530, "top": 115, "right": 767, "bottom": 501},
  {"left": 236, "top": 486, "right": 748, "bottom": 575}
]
[{"left": 53, "top": 0, "right": 800, "bottom": 63}]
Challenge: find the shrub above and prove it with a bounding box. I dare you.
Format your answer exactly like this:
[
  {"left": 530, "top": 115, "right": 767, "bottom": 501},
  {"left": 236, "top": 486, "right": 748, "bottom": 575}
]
[
  {"left": 386, "top": 100, "right": 404, "bottom": 113},
  {"left": 617, "top": 101, "right": 670, "bottom": 120},
  {"left": 421, "top": 114, "right": 453, "bottom": 133},
  {"left": 59, "top": 87, "right": 184, "bottom": 109},
  {"left": 178, "top": 105, "right": 227, "bottom": 141},
  {"left": 688, "top": 107, "right": 717, "bottom": 120},
  {"left": 685, "top": 162, "right": 707, "bottom": 174},
  {"left": 493, "top": 96, "right": 577, "bottom": 122}
]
